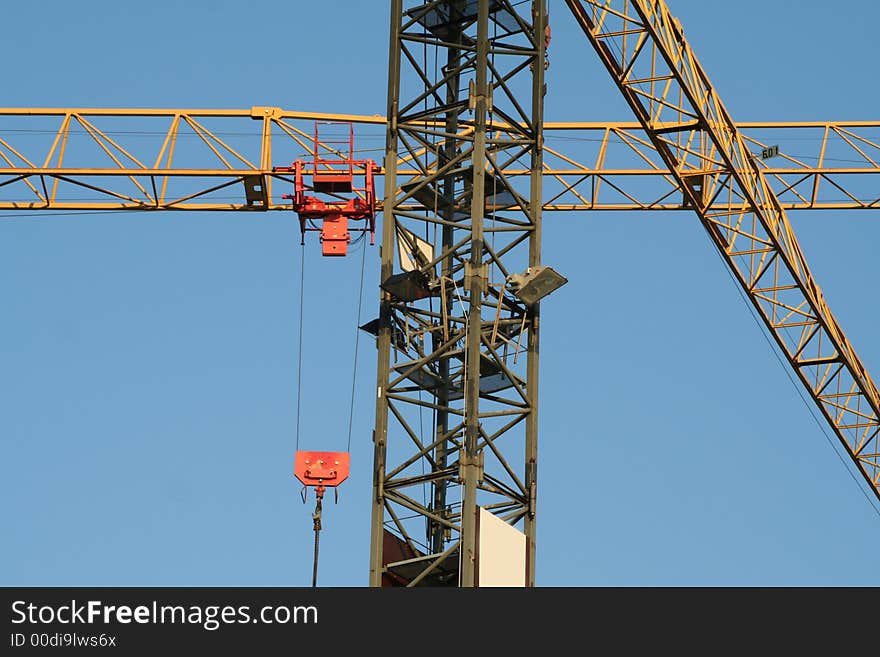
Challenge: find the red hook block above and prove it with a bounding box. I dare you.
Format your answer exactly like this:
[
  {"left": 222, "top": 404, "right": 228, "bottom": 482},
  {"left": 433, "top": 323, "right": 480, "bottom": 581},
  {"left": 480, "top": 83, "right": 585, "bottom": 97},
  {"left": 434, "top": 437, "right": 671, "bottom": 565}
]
[{"left": 294, "top": 451, "right": 350, "bottom": 494}]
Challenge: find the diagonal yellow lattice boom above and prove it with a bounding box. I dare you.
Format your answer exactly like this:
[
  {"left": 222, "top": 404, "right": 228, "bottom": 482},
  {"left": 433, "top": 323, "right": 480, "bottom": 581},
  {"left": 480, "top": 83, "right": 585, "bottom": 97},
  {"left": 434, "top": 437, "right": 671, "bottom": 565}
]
[{"left": 565, "top": 0, "right": 880, "bottom": 499}]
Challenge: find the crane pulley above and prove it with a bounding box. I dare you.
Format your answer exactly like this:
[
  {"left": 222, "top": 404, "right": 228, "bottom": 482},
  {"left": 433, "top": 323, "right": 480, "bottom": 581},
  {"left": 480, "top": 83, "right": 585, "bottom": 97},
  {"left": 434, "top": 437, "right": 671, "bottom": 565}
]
[{"left": 273, "top": 121, "right": 379, "bottom": 256}]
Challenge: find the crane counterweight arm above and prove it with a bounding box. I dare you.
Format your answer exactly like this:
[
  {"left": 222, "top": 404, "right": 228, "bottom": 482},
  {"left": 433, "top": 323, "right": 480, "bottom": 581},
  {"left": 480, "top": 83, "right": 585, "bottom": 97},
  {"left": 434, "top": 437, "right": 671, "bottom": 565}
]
[{"left": 564, "top": 0, "right": 880, "bottom": 499}]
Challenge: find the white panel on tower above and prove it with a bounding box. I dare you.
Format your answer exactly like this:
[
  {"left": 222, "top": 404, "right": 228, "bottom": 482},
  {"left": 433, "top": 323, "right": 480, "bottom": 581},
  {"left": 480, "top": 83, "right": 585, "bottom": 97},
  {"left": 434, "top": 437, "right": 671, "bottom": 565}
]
[{"left": 476, "top": 507, "right": 526, "bottom": 587}]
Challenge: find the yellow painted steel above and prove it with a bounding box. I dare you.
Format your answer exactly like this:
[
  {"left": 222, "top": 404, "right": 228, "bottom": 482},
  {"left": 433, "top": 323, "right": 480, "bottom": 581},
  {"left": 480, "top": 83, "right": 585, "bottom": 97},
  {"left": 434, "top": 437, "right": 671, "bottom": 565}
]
[
  {"left": 2, "top": 108, "right": 879, "bottom": 211},
  {"left": 565, "top": 0, "right": 879, "bottom": 500}
]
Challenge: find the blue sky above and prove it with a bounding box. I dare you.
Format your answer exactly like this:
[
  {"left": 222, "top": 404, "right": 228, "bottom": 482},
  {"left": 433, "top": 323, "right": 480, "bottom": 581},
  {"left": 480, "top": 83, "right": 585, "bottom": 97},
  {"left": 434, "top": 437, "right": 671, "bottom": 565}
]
[{"left": 2, "top": 1, "right": 878, "bottom": 586}]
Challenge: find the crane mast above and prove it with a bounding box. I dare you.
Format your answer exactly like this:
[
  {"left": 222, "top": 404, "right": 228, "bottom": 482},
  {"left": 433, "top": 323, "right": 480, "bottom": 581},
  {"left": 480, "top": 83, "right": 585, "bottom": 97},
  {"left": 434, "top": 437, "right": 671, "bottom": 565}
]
[{"left": 370, "top": 0, "right": 548, "bottom": 587}]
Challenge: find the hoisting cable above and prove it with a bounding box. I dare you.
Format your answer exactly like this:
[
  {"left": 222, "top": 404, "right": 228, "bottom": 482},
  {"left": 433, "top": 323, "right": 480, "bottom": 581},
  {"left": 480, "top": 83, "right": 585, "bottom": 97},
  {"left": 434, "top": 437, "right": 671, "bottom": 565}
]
[
  {"left": 346, "top": 230, "right": 369, "bottom": 452},
  {"left": 701, "top": 219, "right": 880, "bottom": 519},
  {"left": 311, "top": 485, "right": 324, "bottom": 587},
  {"left": 292, "top": 243, "right": 329, "bottom": 587},
  {"left": 291, "top": 122, "right": 367, "bottom": 584},
  {"left": 294, "top": 237, "right": 360, "bottom": 587},
  {"left": 295, "top": 242, "right": 306, "bottom": 452}
]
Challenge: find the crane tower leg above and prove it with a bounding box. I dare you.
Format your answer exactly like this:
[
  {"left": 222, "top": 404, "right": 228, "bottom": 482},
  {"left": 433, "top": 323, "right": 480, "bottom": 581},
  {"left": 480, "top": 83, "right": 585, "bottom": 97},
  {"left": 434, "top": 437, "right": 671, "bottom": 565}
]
[{"left": 370, "top": 0, "right": 547, "bottom": 587}]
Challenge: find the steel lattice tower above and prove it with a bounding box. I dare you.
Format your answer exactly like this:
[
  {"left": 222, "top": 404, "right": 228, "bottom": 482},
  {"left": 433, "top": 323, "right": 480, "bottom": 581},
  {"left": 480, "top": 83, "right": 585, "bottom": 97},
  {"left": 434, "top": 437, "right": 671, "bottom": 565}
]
[{"left": 369, "top": 0, "right": 548, "bottom": 586}]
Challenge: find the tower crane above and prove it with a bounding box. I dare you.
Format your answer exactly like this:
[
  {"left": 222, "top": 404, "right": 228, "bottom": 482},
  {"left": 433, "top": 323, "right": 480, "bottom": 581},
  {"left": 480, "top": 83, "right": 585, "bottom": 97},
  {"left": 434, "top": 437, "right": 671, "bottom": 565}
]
[{"left": 1, "top": 1, "right": 877, "bottom": 586}]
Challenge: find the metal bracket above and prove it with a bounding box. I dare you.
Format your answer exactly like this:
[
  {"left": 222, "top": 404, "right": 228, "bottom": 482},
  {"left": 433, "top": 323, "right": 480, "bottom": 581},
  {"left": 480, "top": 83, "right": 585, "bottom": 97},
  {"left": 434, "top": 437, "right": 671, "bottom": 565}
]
[
  {"left": 464, "top": 261, "right": 488, "bottom": 294},
  {"left": 468, "top": 80, "right": 493, "bottom": 113},
  {"left": 249, "top": 106, "right": 283, "bottom": 120},
  {"left": 458, "top": 451, "right": 485, "bottom": 483}
]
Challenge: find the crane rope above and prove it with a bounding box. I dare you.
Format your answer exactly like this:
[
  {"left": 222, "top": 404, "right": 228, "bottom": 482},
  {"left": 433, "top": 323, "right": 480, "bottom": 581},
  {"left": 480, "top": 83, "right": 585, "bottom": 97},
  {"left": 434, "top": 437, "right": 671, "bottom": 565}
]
[
  {"left": 291, "top": 241, "right": 323, "bottom": 587},
  {"left": 295, "top": 242, "right": 306, "bottom": 452},
  {"left": 311, "top": 490, "right": 323, "bottom": 587},
  {"left": 703, "top": 225, "right": 880, "bottom": 519},
  {"left": 294, "top": 232, "right": 367, "bottom": 587},
  {"left": 346, "top": 233, "right": 369, "bottom": 452}
]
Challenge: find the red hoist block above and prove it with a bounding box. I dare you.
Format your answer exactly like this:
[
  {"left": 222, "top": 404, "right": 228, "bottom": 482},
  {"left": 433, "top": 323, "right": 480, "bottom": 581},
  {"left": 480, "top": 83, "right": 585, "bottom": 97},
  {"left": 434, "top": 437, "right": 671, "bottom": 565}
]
[
  {"left": 272, "top": 121, "right": 377, "bottom": 257},
  {"left": 294, "top": 451, "right": 350, "bottom": 493}
]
